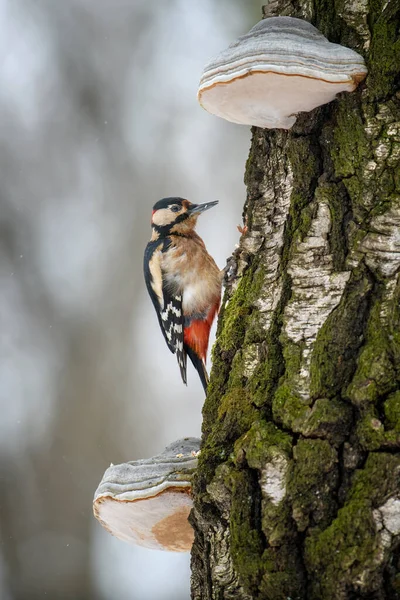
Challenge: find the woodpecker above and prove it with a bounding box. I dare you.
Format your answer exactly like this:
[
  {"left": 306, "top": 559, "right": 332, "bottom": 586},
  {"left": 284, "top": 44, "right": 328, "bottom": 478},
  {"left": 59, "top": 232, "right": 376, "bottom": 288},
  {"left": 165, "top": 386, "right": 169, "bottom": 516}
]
[{"left": 144, "top": 197, "right": 222, "bottom": 392}]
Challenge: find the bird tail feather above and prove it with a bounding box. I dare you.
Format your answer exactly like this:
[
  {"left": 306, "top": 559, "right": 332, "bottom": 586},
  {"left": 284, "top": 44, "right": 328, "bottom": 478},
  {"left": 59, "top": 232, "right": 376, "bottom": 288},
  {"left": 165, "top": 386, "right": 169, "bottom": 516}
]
[{"left": 186, "top": 347, "right": 209, "bottom": 393}]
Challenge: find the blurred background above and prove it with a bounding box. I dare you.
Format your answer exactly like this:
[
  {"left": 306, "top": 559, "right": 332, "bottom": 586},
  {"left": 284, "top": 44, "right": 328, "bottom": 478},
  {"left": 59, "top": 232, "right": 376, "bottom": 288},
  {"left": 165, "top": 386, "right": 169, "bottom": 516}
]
[{"left": 0, "top": 1, "right": 260, "bottom": 598}]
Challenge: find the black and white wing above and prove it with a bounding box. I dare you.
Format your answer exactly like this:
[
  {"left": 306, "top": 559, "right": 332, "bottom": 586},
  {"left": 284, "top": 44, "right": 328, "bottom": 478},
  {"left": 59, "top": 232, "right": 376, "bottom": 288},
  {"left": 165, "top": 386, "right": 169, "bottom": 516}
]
[{"left": 143, "top": 240, "right": 187, "bottom": 384}]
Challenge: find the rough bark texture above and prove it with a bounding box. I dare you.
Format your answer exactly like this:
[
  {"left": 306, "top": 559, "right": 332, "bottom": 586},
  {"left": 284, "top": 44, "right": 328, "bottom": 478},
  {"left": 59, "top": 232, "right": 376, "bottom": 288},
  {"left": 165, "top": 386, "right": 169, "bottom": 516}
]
[{"left": 191, "top": 1, "right": 400, "bottom": 599}]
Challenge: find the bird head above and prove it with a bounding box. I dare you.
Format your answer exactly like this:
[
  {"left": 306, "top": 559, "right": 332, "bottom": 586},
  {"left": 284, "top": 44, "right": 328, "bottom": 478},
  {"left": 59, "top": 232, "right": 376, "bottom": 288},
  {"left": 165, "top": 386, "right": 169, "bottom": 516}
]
[{"left": 151, "top": 197, "right": 218, "bottom": 237}]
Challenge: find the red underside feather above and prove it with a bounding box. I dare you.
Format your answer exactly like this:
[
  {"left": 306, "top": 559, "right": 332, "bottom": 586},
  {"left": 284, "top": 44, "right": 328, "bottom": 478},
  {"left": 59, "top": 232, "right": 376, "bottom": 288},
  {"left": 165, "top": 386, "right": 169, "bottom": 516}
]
[{"left": 184, "top": 301, "right": 220, "bottom": 362}]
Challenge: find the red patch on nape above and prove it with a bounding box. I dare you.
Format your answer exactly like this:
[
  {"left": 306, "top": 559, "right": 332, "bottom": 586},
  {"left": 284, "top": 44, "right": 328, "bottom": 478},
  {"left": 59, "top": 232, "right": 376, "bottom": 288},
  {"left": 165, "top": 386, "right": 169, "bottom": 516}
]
[{"left": 184, "top": 301, "right": 220, "bottom": 361}]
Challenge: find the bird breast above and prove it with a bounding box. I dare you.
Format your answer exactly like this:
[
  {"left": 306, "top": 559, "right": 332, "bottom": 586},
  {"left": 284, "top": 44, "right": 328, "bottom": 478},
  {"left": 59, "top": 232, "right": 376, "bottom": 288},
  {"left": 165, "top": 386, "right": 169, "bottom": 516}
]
[{"left": 162, "top": 238, "right": 221, "bottom": 314}]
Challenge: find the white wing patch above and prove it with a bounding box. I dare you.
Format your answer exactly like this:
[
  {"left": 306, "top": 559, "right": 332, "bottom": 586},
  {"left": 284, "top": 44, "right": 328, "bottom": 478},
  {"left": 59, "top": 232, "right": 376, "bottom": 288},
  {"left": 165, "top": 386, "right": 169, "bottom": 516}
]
[
  {"left": 161, "top": 299, "right": 182, "bottom": 321},
  {"left": 165, "top": 321, "right": 183, "bottom": 341},
  {"left": 160, "top": 293, "right": 187, "bottom": 382}
]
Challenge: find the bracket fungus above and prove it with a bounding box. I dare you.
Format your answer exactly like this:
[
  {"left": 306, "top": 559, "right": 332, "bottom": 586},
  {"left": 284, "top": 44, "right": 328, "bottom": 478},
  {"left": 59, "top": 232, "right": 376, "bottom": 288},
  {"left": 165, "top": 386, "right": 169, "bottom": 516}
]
[
  {"left": 198, "top": 16, "right": 367, "bottom": 129},
  {"left": 93, "top": 437, "right": 200, "bottom": 552}
]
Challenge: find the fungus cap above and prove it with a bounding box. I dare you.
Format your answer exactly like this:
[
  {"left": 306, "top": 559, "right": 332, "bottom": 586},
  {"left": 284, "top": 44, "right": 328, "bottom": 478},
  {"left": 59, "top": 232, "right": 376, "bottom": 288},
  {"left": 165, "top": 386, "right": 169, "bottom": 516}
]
[
  {"left": 198, "top": 16, "right": 368, "bottom": 129},
  {"left": 93, "top": 437, "right": 200, "bottom": 552}
]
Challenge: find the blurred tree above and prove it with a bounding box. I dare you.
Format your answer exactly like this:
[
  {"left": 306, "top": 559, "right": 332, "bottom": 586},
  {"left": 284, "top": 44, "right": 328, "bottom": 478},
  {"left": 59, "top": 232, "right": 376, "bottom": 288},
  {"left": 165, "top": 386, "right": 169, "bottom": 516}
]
[{"left": 191, "top": 1, "right": 400, "bottom": 598}]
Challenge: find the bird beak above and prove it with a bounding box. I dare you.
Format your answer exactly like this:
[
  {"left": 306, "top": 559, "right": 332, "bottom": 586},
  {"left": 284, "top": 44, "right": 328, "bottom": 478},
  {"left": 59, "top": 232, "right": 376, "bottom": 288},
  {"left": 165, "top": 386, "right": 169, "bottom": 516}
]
[{"left": 187, "top": 201, "right": 219, "bottom": 215}]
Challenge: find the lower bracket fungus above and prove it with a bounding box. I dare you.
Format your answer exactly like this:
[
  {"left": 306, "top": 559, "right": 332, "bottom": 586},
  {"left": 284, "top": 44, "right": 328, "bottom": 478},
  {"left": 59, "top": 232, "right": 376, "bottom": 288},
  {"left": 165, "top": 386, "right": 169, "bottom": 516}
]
[
  {"left": 198, "top": 16, "right": 367, "bottom": 129},
  {"left": 93, "top": 437, "right": 200, "bottom": 552}
]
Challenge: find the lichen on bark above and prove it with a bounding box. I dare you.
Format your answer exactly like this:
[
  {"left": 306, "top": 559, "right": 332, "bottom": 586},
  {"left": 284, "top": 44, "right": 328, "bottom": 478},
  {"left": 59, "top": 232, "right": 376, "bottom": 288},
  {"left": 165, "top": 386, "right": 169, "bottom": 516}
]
[{"left": 191, "top": 1, "right": 400, "bottom": 599}]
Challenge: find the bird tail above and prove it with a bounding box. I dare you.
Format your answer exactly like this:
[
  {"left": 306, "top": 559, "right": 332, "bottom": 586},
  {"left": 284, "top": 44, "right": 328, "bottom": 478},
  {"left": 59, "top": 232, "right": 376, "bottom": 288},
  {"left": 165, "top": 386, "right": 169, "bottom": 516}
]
[
  {"left": 177, "top": 349, "right": 188, "bottom": 386},
  {"left": 186, "top": 346, "right": 209, "bottom": 393}
]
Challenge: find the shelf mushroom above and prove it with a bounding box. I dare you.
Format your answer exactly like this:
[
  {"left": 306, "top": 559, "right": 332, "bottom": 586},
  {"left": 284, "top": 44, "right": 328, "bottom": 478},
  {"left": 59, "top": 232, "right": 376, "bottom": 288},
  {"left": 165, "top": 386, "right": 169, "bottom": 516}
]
[
  {"left": 93, "top": 438, "right": 200, "bottom": 552},
  {"left": 198, "top": 16, "right": 367, "bottom": 129}
]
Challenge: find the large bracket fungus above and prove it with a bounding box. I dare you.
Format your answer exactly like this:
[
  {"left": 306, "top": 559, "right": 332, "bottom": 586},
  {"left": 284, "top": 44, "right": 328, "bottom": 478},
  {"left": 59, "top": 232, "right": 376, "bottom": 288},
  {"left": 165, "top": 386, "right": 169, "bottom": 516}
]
[
  {"left": 198, "top": 16, "right": 367, "bottom": 129},
  {"left": 93, "top": 438, "right": 200, "bottom": 552}
]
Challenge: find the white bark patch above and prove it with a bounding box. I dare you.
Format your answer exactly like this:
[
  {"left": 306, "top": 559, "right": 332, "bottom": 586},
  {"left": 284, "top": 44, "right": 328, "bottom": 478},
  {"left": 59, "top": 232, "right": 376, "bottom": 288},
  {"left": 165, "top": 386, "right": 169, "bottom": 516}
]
[
  {"left": 373, "top": 496, "right": 400, "bottom": 560},
  {"left": 284, "top": 202, "right": 351, "bottom": 399},
  {"left": 377, "top": 497, "right": 400, "bottom": 536},
  {"left": 242, "top": 343, "right": 262, "bottom": 378},
  {"left": 234, "top": 137, "right": 293, "bottom": 332},
  {"left": 359, "top": 200, "right": 400, "bottom": 277},
  {"left": 379, "top": 276, "right": 398, "bottom": 325},
  {"left": 386, "top": 121, "right": 400, "bottom": 170},
  {"left": 210, "top": 523, "right": 252, "bottom": 600},
  {"left": 253, "top": 161, "right": 293, "bottom": 332},
  {"left": 339, "top": 0, "right": 370, "bottom": 50},
  {"left": 374, "top": 141, "right": 390, "bottom": 161},
  {"left": 260, "top": 455, "right": 288, "bottom": 505},
  {"left": 241, "top": 232, "right": 264, "bottom": 255}
]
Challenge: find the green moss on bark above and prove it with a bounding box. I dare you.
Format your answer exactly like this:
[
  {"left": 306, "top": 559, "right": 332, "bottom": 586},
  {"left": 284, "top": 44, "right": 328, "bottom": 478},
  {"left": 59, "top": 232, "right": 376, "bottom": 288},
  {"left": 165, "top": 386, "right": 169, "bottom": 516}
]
[
  {"left": 305, "top": 453, "right": 400, "bottom": 599},
  {"left": 235, "top": 419, "right": 293, "bottom": 467},
  {"left": 272, "top": 385, "right": 308, "bottom": 426},
  {"left": 260, "top": 546, "right": 305, "bottom": 600},
  {"left": 290, "top": 439, "right": 338, "bottom": 532},
  {"left": 201, "top": 261, "right": 267, "bottom": 463},
  {"left": 281, "top": 137, "right": 320, "bottom": 266},
  {"left": 356, "top": 409, "right": 386, "bottom": 450},
  {"left": 231, "top": 420, "right": 305, "bottom": 599},
  {"left": 218, "top": 271, "right": 253, "bottom": 353},
  {"left": 367, "top": 0, "right": 400, "bottom": 101},
  {"left": 226, "top": 468, "right": 264, "bottom": 594},
  {"left": 332, "top": 97, "right": 369, "bottom": 179},
  {"left": 197, "top": 387, "right": 259, "bottom": 493},
  {"left": 247, "top": 273, "right": 292, "bottom": 409},
  {"left": 310, "top": 267, "right": 373, "bottom": 399},
  {"left": 347, "top": 295, "right": 398, "bottom": 408},
  {"left": 319, "top": 182, "right": 349, "bottom": 270},
  {"left": 298, "top": 398, "right": 353, "bottom": 446},
  {"left": 384, "top": 391, "right": 400, "bottom": 432},
  {"left": 217, "top": 388, "right": 258, "bottom": 439}
]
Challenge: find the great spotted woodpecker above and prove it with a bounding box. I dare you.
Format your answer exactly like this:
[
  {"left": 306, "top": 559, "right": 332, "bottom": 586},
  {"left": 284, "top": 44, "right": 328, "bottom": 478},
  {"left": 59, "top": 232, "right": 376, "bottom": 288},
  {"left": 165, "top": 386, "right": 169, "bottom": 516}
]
[{"left": 144, "top": 197, "right": 222, "bottom": 392}]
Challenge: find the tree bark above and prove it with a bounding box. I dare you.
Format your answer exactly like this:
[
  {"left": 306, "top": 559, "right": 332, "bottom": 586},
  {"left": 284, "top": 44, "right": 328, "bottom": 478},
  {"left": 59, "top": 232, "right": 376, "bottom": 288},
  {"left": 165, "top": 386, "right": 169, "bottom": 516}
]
[{"left": 190, "top": 1, "right": 400, "bottom": 599}]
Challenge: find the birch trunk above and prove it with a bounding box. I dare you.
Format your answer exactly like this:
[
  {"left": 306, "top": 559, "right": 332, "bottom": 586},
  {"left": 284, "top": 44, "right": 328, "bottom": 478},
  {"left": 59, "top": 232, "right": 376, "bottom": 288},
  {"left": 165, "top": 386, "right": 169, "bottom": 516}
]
[{"left": 191, "top": 1, "right": 400, "bottom": 598}]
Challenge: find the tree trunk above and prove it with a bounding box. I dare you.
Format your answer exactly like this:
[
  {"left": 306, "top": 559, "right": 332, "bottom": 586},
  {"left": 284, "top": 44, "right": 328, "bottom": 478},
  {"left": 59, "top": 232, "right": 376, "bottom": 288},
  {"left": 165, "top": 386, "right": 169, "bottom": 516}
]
[{"left": 190, "top": 1, "right": 400, "bottom": 599}]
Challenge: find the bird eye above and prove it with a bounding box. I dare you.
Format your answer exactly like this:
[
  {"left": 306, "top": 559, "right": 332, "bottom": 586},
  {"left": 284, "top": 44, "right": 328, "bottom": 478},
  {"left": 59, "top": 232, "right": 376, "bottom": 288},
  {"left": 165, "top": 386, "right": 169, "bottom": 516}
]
[{"left": 170, "top": 205, "right": 180, "bottom": 213}]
